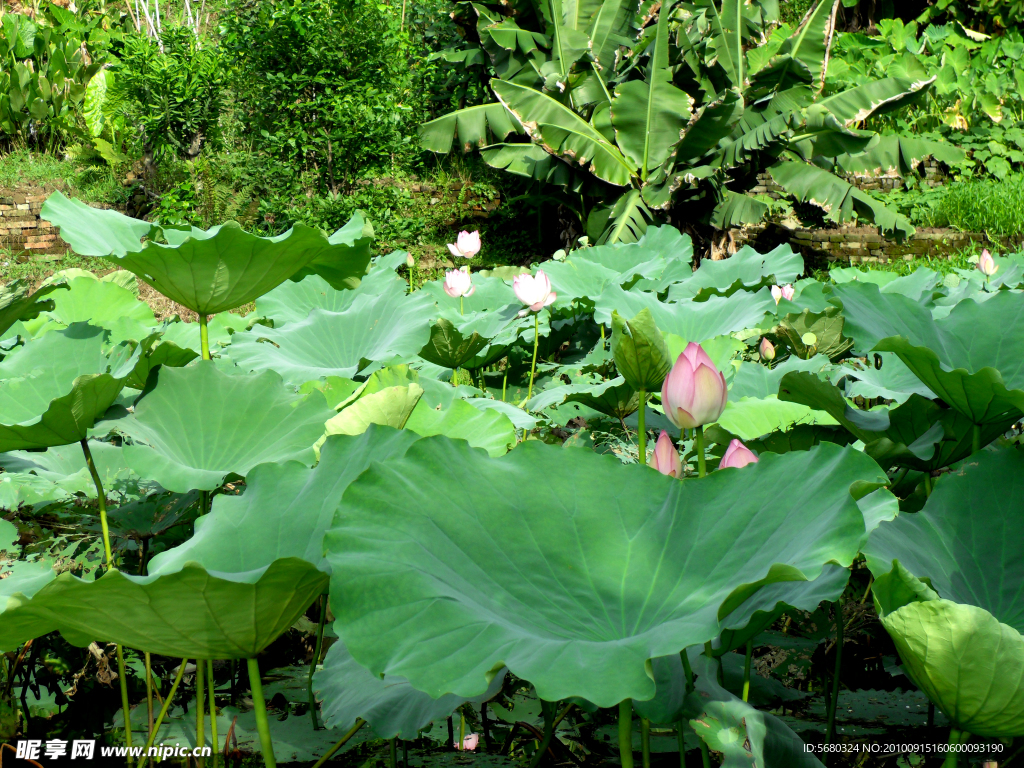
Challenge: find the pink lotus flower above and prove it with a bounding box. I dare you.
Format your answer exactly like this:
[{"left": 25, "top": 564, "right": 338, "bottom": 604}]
[
  {"left": 770, "top": 284, "right": 795, "bottom": 304},
  {"left": 978, "top": 249, "right": 999, "bottom": 277},
  {"left": 454, "top": 734, "right": 479, "bottom": 751},
  {"left": 719, "top": 439, "right": 759, "bottom": 469},
  {"left": 443, "top": 266, "right": 475, "bottom": 298},
  {"left": 513, "top": 270, "right": 557, "bottom": 312},
  {"left": 448, "top": 230, "right": 481, "bottom": 259},
  {"left": 650, "top": 430, "right": 682, "bottom": 477},
  {"left": 661, "top": 343, "right": 728, "bottom": 429},
  {"left": 759, "top": 337, "right": 775, "bottom": 361}
]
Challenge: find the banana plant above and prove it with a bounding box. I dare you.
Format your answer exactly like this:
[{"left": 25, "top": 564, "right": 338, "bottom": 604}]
[{"left": 422, "top": 0, "right": 941, "bottom": 244}]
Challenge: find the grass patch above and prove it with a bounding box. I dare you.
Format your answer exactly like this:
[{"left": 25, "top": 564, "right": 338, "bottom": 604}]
[
  {"left": 938, "top": 175, "right": 1024, "bottom": 238},
  {"left": 0, "top": 149, "right": 127, "bottom": 206}
]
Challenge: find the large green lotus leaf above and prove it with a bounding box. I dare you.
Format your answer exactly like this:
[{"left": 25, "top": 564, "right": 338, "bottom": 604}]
[
  {"left": 151, "top": 428, "right": 424, "bottom": 575},
  {"left": 595, "top": 286, "right": 775, "bottom": 341},
  {"left": 729, "top": 355, "right": 832, "bottom": 400},
  {"left": 864, "top": 446, "right": 1024, "bottom": 632},
  {"left": 0, "top": 277, "right": 68, "bottom": 337},
  {"left": 839, "top": 352, "right": 935, "bottom": 403},
  {"left": 778, "top": 305, "right": 853, "bottom": 361},
  {"left": 873, "top": 291, "right": 1024, "bottom": 424},
  {"left": 325, "top": 440, "right": 885, "bottom": 706},
  {"left": 405, "top": 398, "right": 516, "bottom": 457},
  {"left": 420, "top": 274, "right": 519, "bottom": 315},
  {"left": 0, "top": 324, "right": 139, "bottom": 451},
  {"left": 41, "top": 192, "right": 365, "bottom": 314},
  {"left": 114, "top": 363, "right": 334, "bottom": 492},
  {"left": 419, "top": 318, "right": 490, "bottom": 370},
  {"left": 832, "top": 266, "right": 943, "bottom": 303},
  {"left": 1, "top": 472, "right": 79, "bottom": 509},
  {"left": 828, "top": 281, "right": 940, "bottom": 355},
  {"left": 288, "top": 211, "right": 374, "bottom": 291},
  {"left": 325, "top": 385, "right": 424, "bottom": 436},
  {"left": 687, "top": 654, "right": 822, "bottom": 767},
  {"left": 542, "top": 259, "right": 622, "bottom": 305},
  {"left": 715, "top": 396, "right": 838, "bottom": 441},
  {"left": 870, "top": 566, "right": 1024, "bottom": 738},
  {"left": 611, "top": 309, "right": 671, "bottom": 392},
  {"left": 230, "top": 290, "right": 435, "bottom": 385},
  {"left": 566, "top": 376, "right": 640, "bottom": 420},
  {"left": 782, "top": 371, "right": 1011, "bottom": 470},
  {"left": 315, "top": 641, "right": 506, "bottom": 738},
  {"left": 0, "top": 558, "right": 327, "bottom": 657},
  {"left": 158, "top": 312, "right": 253, "bottom": 358},
  {"left": 668, "top": 244, "right": 803, "bottom": 301}
]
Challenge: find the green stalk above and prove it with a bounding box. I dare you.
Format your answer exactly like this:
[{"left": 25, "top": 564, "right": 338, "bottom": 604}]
[
  {"left": 526, "top": 700, "right": 557, "bottom": 768},
  {"left": 116, "top": 644, "right": 134, "bottom": 762},
  {"left": 824, "top": 600, "right": 844, "bottom": 756},
  {"left": 197, "top": 657, "right": 206, "bottom": 760},
  {"left": 390, "top": 737, "right": 398, "bottom": 768},
  {"left": 618, "top": 700, "right": 634, "bottom": 768},
  {"left": 308, "top": 594, "right": 328, "bottom": 730},
  {"left": 199, "top": 314, "right": 211, "bottom": 361},
  {"left": 247, "top": 657, "right": 277, "bottom": 768},
  {"left": 501, "top": 365, "right": 508, "bottom": 403},
  {"left": 637, "top": 391, "right": 648, "bottom": 466},
  {"left": 675, "top": 724, "right": 685, "bottom": 768},
  {"left": 679, "top": 655, "right": 711, "bottom": 768},
  {"left": 525, "top": 313, "right": 539, "bottom": 406},
  {"left": 208, "top": 659, "right": 218, "bottom": 768},
  {"left": 80, "top": 439, "right": 113, "bottom": 568},
  {"left": 694, "top": 426, "right": 706, "bottom": 478},
  {"left": 972, "top": 423, "right": 981, "bottom": 454},
  {"left": 137, "top": 660, "right": 188, "bottom": 768},
  {"left": 145, "top": 652, "right": 154, "bottom": 740},
  {"left": 459, "top": 709, "right": 466, "bottom": 749},
  {"left": 641, "top": 718, "right": 651, "bottom": 768},
  {"left": 311, "top": 719, "right": 365, "bottom": 768},
  {"left": 82, "top": 438, "right": 132, "bottom": 755},
  {"left": 942, "top": 729, "right": 968, "bottom": 768},
  {"left": 741, "top": 639, "right": 753, "bottom": 703}
]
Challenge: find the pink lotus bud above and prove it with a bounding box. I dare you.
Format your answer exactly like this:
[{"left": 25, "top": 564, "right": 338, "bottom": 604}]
[
  {"left": 443, "top": 267, "right": 475, "bottom": 298},
  {"left": 513, "top": 270, "right": 557, "bottom": 312},
  {"left": 759, "top": 337, "right": 775, "bottom": 361},
  {"left": 661, "top": 343, "right": 728, "bottom": 429},
  {"left": 650, "top": 430, "right": 682, "bottom": 477},
  {"left": 454, "top": 734, "right": 479, "bottom": 751},
  {"left": 447, "top": 230, "right": 481, "bottom": 258},
  {"left": 719, "top": 439, "right": 759, "bottom": 469},
  {"left": 978, "top": 249, "right": 998, "bottom": 277},
  {"left": 771, "top": 284, "right": 795, "bottom": 304}
]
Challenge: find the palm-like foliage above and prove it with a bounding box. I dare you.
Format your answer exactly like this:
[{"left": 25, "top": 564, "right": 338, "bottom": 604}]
[{"left": 421, "top": 0, "right": 947, "bottom": 243}]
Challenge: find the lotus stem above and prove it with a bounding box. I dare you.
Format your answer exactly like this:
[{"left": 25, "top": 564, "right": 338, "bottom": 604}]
[
  {"left": 460, "top": 709, "right": 466, "bottom": 749},
  {"left": 80, "top": 439, "right": 113, "bottom": 568},
  {"left": 972, "top": 423, "right": 981, "bottom": 454},
  {"left": 145, "top": 652, "right": 154, "bottom": 740},
  {"left": 247, "top": 657, "right": 277, "bottom": 768},
  {"left": 310, "top": 719, "right": 364, "bottom": 768},
  {"left": 390, "top": 737, "right": 398, "bottom": 768},
  {"left": 694, "top": 426, "right": 706, "bottom": 478},
  {"left": 502, "top": 363, "right": 508, "bottom": 403},
  {"left": 641, "top": 718, "right": 651, "bottom": 768},
  {"left": 308, "top": 594, "right": 327, "bottom": 730},
  {"left": 199, "top": 314, "right": 211, "bottom": 360},
  {"left": 824, "top": 599, "right": 844, "bottom": 757},
  {"left": 525, "top": 313, "right": 539, "bottom": 407},
  {"left": 675, "top": 722, "right": 685, "bottom": 768},
  {"left": 460, "top": 297, "right": 464, "bottom": 316},
  {"left": 527, "top": 700, "right": 556, "bottom": 768},
  {"left": 637, "top": 391, "right": 647, "bottom": 466},
  {"left": 942, "top": 729, "right": 968, "bottom": 768},
  {"left": 116, "top": 644, "right": 133, "bottom": 760},
  {"left": 137, "top": 659, "right": 188, "bottom": 768},
  {"left": 197, "top": 656, "right": 206, "bottom": 759},
  {"left": 741, "top": 639, "right": 753, "bottom": 702},
  {"left": 679, "top": 651, "right": 711, "bottom": 768},
  {"left": 618, "top": 700, "right": 634, "bottom": 768},
  {"left": 208, "top": 659, "right": 218, "bottom": 768},
  {"left": 403, "top": 740, "right": 409, "bottom": 768}
]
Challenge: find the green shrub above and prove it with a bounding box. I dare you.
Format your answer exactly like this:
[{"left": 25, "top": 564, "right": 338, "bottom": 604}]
[
  {"left": 111, "top": 27, "right": 226, "bottom": 160},
  {"left": 938, "top": 175, "right": 1024, "bottom": 237},
  {"left": 220, "top": 0, "right": 418, "bottom": 192}
]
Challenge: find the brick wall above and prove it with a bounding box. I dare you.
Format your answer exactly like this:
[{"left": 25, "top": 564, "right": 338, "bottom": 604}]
[
  {"left": 0, "top": 191, "right": 67, "bottom": 260},
  {"left": 750, "top": 159, "right": 947, "bottom": 199}
]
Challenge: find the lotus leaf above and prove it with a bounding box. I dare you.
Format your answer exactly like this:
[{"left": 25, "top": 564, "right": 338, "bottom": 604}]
[
  {"left": 419, "top": 318, "right": 490, "bottom": 370},
  {"left": 325, "top": 385, "right": 424, "bottom": 436},
  {"left": 113, "top": 363, "right": 334, "bottom": 492},
  {"left": 0, "top": 277, "right": 68, "bottom": 337},
  {"left": 667, "top": 244, "right": 803, "bottom": 301},
  {"left": 325, "top": 439, "right": 885, "bottom": 706},
  {"left": 715, "top": 396, "right": 838, "bottom": 441},
  {"left": 405, "top": 398, "right": 517, "bottom": 457},
  {"left": 315, "top": 642, "right": 506, "bottom": 738},
  {"left": 611, "top": 308, "right": 670, "bottom": 392},
  {"left": 729, "top": 355, "right": 832, "bottom": 400},
  {"left": 229, "top": 290, "right": 435, "bottom": 385},
  {"left": 0, "top": 324, "right": 139, "bottom": 452}
]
